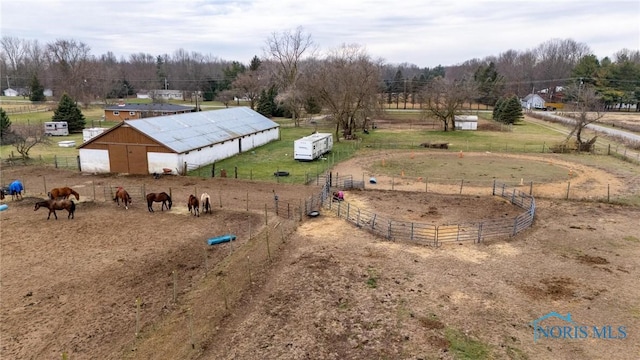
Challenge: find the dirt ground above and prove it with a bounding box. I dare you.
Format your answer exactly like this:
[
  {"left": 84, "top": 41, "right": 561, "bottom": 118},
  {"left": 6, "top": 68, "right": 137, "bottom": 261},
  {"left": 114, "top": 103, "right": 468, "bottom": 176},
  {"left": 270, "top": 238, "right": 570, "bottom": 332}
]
[{"left": 1, "top": 152, "right": 639, "bottom": 359}]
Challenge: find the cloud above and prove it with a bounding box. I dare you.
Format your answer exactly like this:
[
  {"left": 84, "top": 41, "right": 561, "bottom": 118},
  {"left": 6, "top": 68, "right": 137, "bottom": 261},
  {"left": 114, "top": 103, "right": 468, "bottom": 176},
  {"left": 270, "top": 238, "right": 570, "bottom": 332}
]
[{"left": 1, "top": 0, "right": 638, "bottom": 67}]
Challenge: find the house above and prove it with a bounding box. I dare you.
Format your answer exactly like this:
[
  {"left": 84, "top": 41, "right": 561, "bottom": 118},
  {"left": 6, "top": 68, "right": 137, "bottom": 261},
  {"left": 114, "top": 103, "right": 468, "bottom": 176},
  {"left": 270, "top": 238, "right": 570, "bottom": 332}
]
[
  {"left": 78, "top": 107, "right": 280, "bottom": 175},
  {"left": 103, "top": 103, "right": 194, "bottom": 121},
  {"left": 3, "top": 88, "right": 19, "bottom": 97},
  {"left": 454, "top": 115, "right": 478, "bottom": 130},
  {"left": 521, "top": 94, "right": 545, "bottom": 110},
  {"left": 149, "top": 89, "right": 184, "bottom": 100}
]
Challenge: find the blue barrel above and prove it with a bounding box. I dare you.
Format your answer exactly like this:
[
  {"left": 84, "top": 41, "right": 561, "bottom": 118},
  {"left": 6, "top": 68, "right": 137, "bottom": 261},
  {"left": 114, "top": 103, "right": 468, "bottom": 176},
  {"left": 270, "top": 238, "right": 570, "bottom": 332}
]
[
  {"left": 207, "top": 234, "right": 236, "bottom": 246},
  {"left": 0, "top": 204, "right": 8, "bottom": 212}
]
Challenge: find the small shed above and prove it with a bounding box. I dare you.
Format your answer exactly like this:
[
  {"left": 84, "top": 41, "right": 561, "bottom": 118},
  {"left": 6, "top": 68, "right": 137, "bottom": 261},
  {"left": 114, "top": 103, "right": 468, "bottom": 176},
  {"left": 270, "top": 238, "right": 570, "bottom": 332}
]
[
  {"left": 454, "top": 115, "right": 478, "bottom": 130},
  {"left": 521, "top": 94, "right": 545, "bottom": 110},
  {"left": 78, "top": 107, "right": 280, "bottom": 175}
]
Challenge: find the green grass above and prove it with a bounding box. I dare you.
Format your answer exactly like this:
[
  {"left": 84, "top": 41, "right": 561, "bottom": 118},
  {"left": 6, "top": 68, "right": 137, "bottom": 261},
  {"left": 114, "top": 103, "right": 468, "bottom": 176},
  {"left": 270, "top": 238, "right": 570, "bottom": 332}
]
[{"left": 445, "top": 327, "right": 491, "bottom": 360}]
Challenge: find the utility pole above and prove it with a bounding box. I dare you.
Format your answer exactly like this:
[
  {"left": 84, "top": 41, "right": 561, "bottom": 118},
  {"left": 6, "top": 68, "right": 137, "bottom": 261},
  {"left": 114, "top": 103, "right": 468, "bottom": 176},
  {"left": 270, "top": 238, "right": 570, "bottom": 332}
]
[{"left": 164, "top": 78, "right": 168, "bottom": 90}]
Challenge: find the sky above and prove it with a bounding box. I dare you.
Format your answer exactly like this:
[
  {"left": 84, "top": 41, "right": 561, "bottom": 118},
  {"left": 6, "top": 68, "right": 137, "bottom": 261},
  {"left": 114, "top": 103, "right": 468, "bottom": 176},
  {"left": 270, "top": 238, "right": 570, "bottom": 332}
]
[{"left": 1, "top": 0, "right": 639, "bottom": 68}]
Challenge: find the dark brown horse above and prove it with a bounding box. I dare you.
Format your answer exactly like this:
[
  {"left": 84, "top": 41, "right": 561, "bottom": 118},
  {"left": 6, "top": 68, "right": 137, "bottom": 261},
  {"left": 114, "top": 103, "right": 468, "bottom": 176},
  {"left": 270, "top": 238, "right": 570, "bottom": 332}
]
[
  {"left": 34, "top": 199, "right": 75, "bottom": 220},
  {"left": 187, "top": 194, "right": 199, "bottom": 217},
  {"left": 146, "top": 192, "right": 172, "bottom": 212},
  {"left": 49, "top": 187, "right": 80, "bottom": 201},
  {"left": 113, "top": 187, "right": 132, "bottom": 209}
]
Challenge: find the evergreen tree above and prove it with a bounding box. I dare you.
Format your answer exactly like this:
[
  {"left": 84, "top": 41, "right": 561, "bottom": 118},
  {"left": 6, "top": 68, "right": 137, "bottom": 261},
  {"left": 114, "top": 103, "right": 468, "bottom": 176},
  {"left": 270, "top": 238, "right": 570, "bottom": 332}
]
[
  {"left": 52, "top": 93, "right": 86, "bottom": 133},
  {"left": 493, "top": 97, "right": 505, "bottom": 122},
  {"left": 249, "top": 55, "right": 262, "bottom": 71},
  {"left": 500, "top": 96, "right": 524, "bottom": 124},
  {"left": 0, "top": 108, "right": 12, "bottom": 143},
  {"left": 29, "top": 75, "right": 46, "bottom": 102},
  {"left": 474, "top": 62, "right": 505, "bottom": 106},
  {"left": 256, "top": 85, "right": 279, "bottom": 117}
]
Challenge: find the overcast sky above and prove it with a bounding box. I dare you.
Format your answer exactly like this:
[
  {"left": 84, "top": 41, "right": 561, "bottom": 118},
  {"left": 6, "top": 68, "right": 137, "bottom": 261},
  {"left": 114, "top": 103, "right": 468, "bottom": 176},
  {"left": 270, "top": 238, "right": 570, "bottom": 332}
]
[{"left": 1, "top": 0, "right": 639, "bottom": 68}]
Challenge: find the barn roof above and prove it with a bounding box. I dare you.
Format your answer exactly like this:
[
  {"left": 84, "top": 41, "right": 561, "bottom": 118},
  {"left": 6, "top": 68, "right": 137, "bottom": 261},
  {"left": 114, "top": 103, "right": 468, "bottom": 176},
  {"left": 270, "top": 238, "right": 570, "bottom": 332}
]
[
  {"left": 125, "top": 107, "right": 279, "bottom": 153},
  {"left": 104, "top": 103, "right": 194, "bottom": 112}
]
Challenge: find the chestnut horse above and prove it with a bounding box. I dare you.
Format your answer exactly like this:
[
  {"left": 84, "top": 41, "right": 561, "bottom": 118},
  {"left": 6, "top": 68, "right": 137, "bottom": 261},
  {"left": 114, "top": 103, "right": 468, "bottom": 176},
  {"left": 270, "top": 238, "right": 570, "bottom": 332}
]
[
  {"left": 113, "top": 187, "right": 132, "bottom": 209},
  {"left": 200, "top": 192, "right": 211, "bottom": 214},
  {"left": 34, "top": 199, "right": 75, "bottom": 220},
  {"left": 146, "top": 192, "right": 172, "bottom": 212},
  {"left": 187, "top": 194, "right": 199, "bottom": 217},
  {"left": 49, "top": 187, "right": 80, "bottom": 201}
]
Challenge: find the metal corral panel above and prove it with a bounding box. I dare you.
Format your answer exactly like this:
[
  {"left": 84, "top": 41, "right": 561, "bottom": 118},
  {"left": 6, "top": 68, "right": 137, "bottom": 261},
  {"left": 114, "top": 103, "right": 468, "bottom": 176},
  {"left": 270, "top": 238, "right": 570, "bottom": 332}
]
[{"left": 125, "top": 107, "right": 279, "bottom": 154}]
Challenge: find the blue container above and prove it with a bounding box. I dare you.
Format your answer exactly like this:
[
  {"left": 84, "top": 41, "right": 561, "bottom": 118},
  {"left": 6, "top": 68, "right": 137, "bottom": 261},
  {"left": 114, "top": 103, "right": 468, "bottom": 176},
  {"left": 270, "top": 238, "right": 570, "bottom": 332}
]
[
  {"left": 207, "top": 234, "right": 236, "bottom": 246},
  {"left": 0, "top": 204, "right": 8, "bottom": 212}
]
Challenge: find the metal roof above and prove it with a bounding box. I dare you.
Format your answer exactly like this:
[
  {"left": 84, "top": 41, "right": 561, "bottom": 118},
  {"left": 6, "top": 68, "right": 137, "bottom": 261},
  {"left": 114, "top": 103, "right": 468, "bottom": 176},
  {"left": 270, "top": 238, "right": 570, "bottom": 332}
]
[
  {"left": 125, "top": 107, "right": 279, "bottom": 153},
  {"left": 104, "top": 103, "right": 194, "bottom": 112}
]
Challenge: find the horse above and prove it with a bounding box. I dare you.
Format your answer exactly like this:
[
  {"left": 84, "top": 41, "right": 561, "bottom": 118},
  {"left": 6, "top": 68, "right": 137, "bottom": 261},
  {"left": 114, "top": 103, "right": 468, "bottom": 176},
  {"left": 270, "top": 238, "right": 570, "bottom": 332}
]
[
  {"left": 8, "top": 180, "right": 24, "bottom": 200},
  {"left": 49, "top": 187, "right": 80, "bottom": 201},
  {"left": 200, "top": 192, "right": 211, "bottom": 214},
  {"left": 187, "top": 194, "right": 200, "bottom": 217},
  {"left": 34, "top": 199, "right": 75, "bottom": 220},
  {"left": 113, "top": 187, "right": 132, "bottom": 209},
  {"left": 146, "top": 192, "right": 172, "bottom": 212}
]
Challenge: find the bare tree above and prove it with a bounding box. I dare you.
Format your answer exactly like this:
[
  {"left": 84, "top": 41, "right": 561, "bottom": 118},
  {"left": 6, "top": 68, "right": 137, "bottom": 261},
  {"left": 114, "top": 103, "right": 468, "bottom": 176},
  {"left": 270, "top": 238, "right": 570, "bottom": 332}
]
[
  {"left": 1, "top": 36, "right": 27, "bottom": 72},
  {"left": 6, "top": 122, "right": 50, "bottom": 160},
  {"left": 264, "top": 27, "right": 316, "bottom": 126},
  {"left": 306, "top": 44, "right": 382, "bottom": 140},
  {"left": 216, "top": 89, "right": 235, "bottom": 108},
  {"left": 420, "top": 77, "right": 476, "bottom": 131},
  {"left": 564, "top": 83, "right": 604, "bottom": 151},
  {"left": 232, "top": 68, "right": 268, "bottom": 110},
  {"left": 45, "top": 39, "right": 93, "bottom": 101}
]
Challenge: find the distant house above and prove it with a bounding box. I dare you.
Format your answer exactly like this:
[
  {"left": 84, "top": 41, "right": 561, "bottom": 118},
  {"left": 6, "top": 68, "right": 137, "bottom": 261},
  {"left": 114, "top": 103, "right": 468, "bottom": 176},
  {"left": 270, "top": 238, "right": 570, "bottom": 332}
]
[
  {"left": 454, "top": 115, "right": 478, "bottom": 130},
  {"left": 521, "top": 94, "right": 545, "bottom": 110},
  {"left": 3, "top": 88, "right": 18, "bottom": 96},
  {"left": 136, "top": 91, "right": 151, "bottom": 99},
  {"left": 149, "top": 89, "right": 184, "bottom": 101},
  {"left": 44, "top": 89, "right": 53, "bottom": 97},
  {"left": 79, "top": 107, "right": 280, "bottom": 175},
  {"left": 103, "top": 103, "right": 194, "bottom": 121}
]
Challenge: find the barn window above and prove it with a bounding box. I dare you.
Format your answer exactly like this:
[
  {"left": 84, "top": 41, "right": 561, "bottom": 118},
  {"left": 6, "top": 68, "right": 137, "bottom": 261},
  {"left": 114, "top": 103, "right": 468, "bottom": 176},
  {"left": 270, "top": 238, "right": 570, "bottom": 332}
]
[
  {"left": 129, "top": 111, "right": 136, "bottom": 116},
  {"left": 113, "top": 111, "right": 120, "bottom": 115}
]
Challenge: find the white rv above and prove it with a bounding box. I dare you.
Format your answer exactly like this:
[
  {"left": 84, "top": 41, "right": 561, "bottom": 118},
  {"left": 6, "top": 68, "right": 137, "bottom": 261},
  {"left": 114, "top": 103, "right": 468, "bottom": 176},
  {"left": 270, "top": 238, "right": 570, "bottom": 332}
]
[
  {"left": 294, "top": 133, "right": 333, "bottom": 161},
  {"left": 44, "top": 121, "right": 69, "bottom": 136}
]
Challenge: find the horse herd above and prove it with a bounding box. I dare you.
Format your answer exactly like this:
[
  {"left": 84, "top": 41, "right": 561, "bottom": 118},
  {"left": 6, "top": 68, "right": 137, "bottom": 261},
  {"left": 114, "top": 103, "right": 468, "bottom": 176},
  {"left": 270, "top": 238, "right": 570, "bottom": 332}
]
[{"left": 2, "top": 180, "right": 213, "bottom": 220}]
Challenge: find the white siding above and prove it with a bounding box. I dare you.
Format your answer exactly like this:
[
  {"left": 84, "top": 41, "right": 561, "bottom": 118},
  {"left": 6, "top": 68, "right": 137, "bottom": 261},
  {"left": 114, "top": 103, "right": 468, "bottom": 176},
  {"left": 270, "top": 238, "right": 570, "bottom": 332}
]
[
  {"left": 79, "top": 149, "right": 110, "bottom": 173},
  {"left": 148, "top": 153, "right": 180, "bottom": 174}
]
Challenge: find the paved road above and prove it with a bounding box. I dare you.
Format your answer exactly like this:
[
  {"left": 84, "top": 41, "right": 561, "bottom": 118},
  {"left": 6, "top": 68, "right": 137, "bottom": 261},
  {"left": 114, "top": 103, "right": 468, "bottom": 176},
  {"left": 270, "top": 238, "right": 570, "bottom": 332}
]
[{"left": 526, "top": 112, "right": 640, "bottom": 161}]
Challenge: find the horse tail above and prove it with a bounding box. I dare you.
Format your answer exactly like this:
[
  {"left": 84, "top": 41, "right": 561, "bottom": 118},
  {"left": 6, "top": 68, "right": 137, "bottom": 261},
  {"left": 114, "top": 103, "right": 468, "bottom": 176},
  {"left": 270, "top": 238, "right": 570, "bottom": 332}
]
[{"left": 70, "top": 200, "right": 76, "bottom": 213}]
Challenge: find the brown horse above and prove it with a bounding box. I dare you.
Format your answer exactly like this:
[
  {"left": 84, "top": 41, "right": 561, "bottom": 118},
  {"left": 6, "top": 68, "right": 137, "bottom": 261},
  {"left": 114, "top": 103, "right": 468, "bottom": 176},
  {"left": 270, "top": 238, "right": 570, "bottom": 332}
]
[
  {"left": 146, "top": 192, "right": 172, "bottom": 212},
  {"left": 113, "top": 187, "right": 132, "bottom": 209},
  {"left": 34, "top": 199, "right": 75, "bottom": 220},
  {"left": 187, "top": 194, "right": 199, "bottom": 217},
  {"left": 200, "top": 192, "right": 211, "bottom": 214},
  {"left": 49, "top": 187, "right": 80, "bottom": 201}
]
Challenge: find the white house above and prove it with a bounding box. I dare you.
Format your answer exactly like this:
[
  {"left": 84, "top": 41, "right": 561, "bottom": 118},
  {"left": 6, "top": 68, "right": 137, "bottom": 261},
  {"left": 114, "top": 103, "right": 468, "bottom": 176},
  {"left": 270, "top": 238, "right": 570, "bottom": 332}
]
[
  {"left": 78, "top": 107, "right": 280, "bottom": 175},
  {"left": 454, "top": 115, "right": 478, "bottom": 130},
  {"left": 3, "top": 88, "right": 19, "bottom": 96},
  {"left": 521, "top": 94, "right": 545, "bottom": 110},
  {"left": 148, "top": 89, "right": 184, "bottom": 101}
]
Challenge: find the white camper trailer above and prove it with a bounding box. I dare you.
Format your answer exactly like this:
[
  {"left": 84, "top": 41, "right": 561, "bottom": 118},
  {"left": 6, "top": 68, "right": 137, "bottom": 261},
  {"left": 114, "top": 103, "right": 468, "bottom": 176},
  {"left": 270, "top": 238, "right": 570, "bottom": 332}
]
[
  {"left": 44, "top": 121, "right": 69, "bottom": 136},
  {"left": 294, "top": 133, "right": 333, "bottom": 161}
]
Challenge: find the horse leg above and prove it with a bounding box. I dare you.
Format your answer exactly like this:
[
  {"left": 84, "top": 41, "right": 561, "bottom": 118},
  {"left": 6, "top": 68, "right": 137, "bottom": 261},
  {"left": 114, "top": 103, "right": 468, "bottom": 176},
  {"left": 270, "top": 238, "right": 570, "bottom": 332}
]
[{"left": 68, "top": 209, "right": 74, "bottom": 219}]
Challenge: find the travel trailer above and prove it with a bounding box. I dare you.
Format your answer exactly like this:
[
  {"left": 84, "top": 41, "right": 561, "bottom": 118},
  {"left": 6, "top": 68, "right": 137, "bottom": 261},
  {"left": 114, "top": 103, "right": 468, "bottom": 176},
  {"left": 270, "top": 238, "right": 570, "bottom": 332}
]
[{"left": 294, "top": 133, "right": 333, "bottom": 161}]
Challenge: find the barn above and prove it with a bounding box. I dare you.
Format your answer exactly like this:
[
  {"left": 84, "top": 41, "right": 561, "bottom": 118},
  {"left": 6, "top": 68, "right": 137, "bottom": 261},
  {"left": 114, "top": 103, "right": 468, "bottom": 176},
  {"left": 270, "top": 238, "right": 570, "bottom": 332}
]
[{"left": 78, "top": 107, "right": 280, "bottom": 175}]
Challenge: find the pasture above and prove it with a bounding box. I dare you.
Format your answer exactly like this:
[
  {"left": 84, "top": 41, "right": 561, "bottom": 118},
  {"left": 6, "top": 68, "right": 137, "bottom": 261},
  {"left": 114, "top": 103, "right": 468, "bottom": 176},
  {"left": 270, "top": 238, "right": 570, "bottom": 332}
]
[
  {"left": 1, "top": 148, "right": 640, "bottom": 359},
  {"left": 1, "top": 112, "right": 640, "bottom": 359}
]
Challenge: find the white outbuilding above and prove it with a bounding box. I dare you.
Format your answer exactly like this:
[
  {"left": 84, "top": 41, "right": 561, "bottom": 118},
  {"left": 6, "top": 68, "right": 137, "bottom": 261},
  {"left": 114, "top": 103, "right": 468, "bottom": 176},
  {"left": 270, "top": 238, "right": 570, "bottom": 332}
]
[
  {"left": 78, "top": 107, "right": 280, "bottom": 175},
  {"left": 454, "top": 115, "right": 478, "bottom": 130}
]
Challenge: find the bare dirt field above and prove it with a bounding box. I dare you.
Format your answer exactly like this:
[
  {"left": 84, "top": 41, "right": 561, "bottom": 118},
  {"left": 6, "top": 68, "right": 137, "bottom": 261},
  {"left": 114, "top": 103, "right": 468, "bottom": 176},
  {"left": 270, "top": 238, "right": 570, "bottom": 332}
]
[{"left": 1, "top": 153, "right": 639, "bottom": 359}]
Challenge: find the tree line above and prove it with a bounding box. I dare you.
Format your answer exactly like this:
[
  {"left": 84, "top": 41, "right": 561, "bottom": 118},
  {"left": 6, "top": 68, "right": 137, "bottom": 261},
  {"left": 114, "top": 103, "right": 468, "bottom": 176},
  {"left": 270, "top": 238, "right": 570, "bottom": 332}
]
[{"left": 1, "top": 30, "right": 639, "bottom": 141}]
